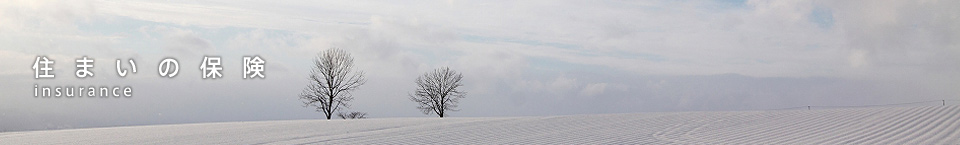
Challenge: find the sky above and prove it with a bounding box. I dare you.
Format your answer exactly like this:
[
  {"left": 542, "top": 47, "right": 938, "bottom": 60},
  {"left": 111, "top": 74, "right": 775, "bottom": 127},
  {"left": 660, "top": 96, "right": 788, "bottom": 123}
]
[{"left": 1, "top": 0, "right": 958, "bottom": 132}]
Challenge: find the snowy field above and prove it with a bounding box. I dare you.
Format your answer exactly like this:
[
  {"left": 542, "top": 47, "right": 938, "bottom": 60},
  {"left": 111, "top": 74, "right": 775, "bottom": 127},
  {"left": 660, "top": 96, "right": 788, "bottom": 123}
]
[{"left": 2, "top": 105, "right": 958, "bottom": 144}]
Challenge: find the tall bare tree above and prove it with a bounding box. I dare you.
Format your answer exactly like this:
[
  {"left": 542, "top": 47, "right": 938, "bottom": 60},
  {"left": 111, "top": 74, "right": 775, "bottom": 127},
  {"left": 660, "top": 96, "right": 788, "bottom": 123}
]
[
  {"left": 409, "top": 67, "right": 466, "bottom": 118},
  {"left": 300, "top": 48, "right": 366, "bottom": 120}
]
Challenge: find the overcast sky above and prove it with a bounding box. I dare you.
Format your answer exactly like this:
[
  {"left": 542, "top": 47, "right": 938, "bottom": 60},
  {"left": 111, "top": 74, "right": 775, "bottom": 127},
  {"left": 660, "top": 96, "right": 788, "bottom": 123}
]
[{"left": 1, "top": 0, "right": 958, "bottom": 131}]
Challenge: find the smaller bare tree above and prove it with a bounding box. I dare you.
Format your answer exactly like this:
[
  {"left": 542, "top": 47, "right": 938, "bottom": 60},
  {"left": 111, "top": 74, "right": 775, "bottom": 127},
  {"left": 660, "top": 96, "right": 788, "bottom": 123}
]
[
  {"left": 409, "top": 67, "right": 466, "bottom": 118},
  {"left": 337, "top": 112, "right": 368, "bottom": 119}
]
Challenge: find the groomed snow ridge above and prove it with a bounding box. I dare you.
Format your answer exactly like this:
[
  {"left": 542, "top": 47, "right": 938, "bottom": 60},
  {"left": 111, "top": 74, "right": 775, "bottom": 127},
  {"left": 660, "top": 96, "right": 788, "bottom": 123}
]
[{"left": 2, "top": 105, "right": 958, "bottom": 144}]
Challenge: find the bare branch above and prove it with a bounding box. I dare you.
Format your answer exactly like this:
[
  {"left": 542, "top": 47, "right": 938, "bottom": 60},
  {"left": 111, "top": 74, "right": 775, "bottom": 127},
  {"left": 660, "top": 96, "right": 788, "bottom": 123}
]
[
  {"left": 337, "top": 111, "right": 368, "bottom": 119},
  {"left": 300, "top": 48, "right": 366, "bottom": 120},
  {"left": 409, "top": 67, "right": 466, "bottom": 118}
]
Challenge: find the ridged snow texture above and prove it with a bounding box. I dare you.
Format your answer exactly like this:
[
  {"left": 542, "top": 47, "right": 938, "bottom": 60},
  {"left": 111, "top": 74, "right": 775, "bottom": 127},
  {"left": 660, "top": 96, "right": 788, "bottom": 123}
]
[{"left": 2, "top": 106, "right": 959, "bottom": 144}]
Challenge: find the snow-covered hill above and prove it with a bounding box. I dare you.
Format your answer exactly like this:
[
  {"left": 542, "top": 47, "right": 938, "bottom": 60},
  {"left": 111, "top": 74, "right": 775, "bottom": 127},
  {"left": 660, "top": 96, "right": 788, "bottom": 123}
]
[{"left": 2, "top": 105, "right": 958, "bottom": 144}]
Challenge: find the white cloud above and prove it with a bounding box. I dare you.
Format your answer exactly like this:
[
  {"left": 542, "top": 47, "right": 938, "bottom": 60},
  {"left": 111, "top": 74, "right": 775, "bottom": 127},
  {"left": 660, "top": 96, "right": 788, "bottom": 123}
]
[
  {"left": 0, "top": 50, "right": 38, "bottom": 75},
  {"left": 139, "top": 25, "right": 213, "bottom": 55},
  {"left": 848, "top": 49, "right": 868, "bottom": 68},
  {"left": 580, "top": 83, "right": 607, "bottom": 97}
]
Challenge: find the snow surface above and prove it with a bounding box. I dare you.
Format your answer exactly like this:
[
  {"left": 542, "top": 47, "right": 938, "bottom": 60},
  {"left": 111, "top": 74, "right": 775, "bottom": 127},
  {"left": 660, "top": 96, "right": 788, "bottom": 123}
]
[{"left": 2, "top": 106, "right": 959, "bottom": 144}]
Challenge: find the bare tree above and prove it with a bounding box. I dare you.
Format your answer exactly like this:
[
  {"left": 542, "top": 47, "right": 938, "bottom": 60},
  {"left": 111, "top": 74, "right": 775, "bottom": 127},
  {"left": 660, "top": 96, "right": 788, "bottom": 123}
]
[
  {"left": 300, "top": 48, "right": 366, "bottom": 120},
  {"left": 337, "top": 112, "right": 368, "bottom": 119},
  {"left": 409, "top": 67, "right": 466, "bottom": 118}
]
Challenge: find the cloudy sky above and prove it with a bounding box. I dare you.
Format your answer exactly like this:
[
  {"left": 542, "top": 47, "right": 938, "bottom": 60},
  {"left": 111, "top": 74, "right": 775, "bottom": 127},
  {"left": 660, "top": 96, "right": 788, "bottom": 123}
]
[{"left": 1, "top": 0, "right": 958, "bottom": 131}]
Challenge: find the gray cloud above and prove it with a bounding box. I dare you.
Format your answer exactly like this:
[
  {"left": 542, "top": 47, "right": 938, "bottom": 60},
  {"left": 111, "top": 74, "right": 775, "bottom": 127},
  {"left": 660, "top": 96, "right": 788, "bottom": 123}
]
[{"left": 140, "top": 25, "right": 214, "bottom": 55}]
